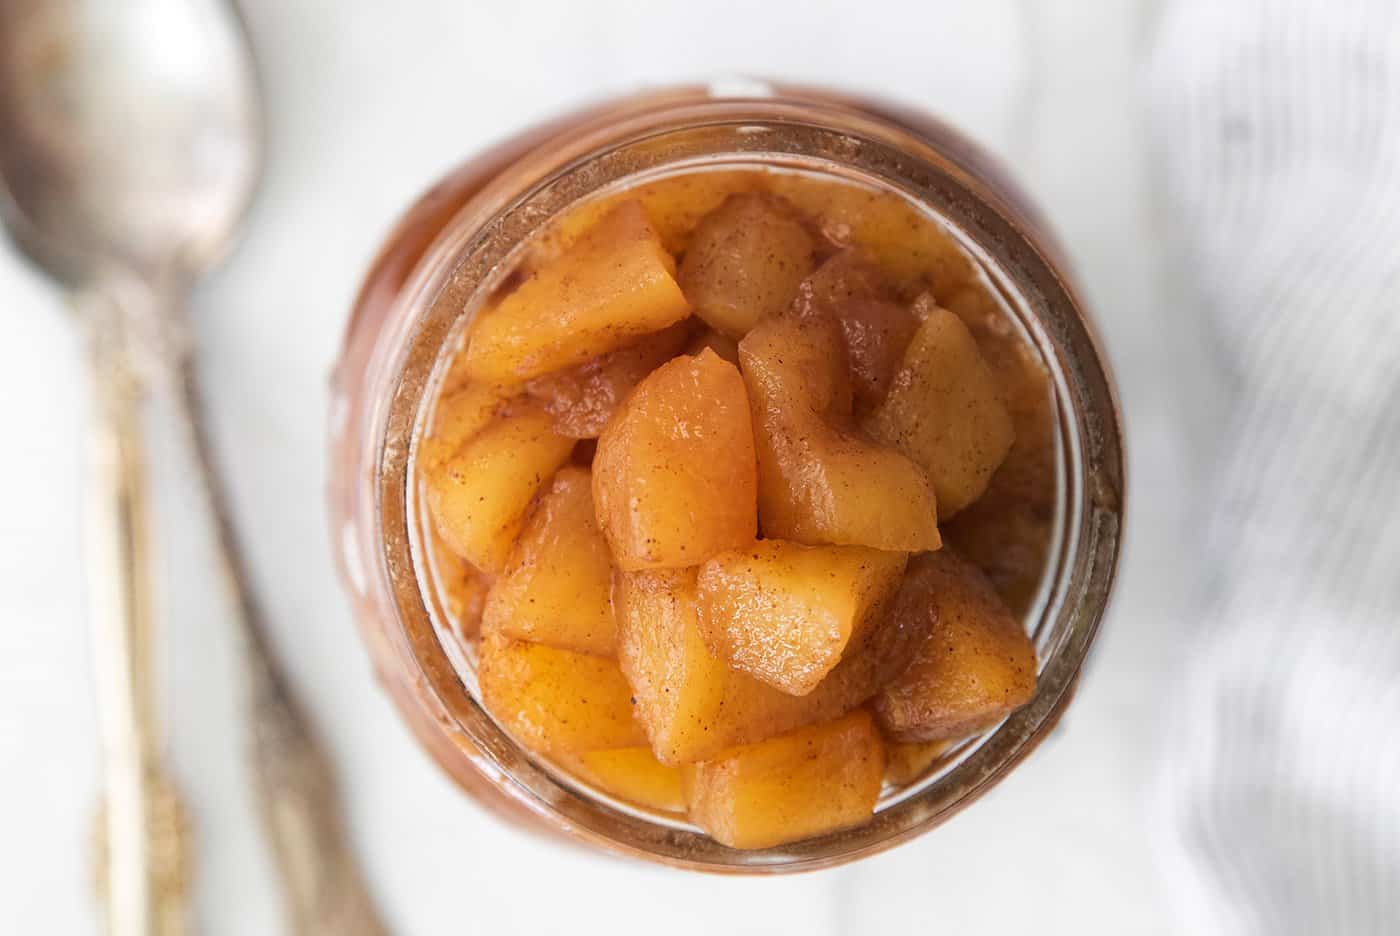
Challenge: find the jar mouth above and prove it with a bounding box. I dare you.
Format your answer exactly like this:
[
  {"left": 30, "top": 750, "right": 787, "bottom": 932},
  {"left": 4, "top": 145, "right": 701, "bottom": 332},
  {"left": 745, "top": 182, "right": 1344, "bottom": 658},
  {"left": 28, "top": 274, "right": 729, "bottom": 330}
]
[{"left": 372, "top": 91, "right": 1125, "bottom": 872}]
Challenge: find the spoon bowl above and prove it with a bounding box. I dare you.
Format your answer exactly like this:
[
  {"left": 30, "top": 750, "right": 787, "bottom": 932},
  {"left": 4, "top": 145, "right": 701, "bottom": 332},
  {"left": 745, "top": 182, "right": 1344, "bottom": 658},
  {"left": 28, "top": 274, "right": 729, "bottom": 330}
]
[{"left": 0, "top": 0, "right": 261, "bottom": 286}]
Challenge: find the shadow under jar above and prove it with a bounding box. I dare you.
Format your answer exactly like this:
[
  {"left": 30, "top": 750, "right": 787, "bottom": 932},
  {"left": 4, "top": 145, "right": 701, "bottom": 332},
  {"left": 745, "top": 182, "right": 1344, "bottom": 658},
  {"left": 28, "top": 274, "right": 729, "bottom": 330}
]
[{"left": 327, "top": 83, "right": 1124, "bottom": 873}]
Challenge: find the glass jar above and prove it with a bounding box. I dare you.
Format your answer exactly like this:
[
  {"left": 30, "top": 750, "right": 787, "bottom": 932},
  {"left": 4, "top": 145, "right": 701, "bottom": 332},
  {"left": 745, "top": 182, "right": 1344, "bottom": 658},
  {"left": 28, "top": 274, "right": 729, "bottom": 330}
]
[{"left": 328, "top": 83, "right": 1124, "bottom": 872}]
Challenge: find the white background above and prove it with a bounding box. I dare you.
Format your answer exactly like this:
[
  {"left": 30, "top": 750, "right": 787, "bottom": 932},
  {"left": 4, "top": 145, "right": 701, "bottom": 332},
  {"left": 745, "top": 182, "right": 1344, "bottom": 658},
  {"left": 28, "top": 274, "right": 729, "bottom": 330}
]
[{"left": 0, "top": 0, "right": 1220, "bottom": 932}]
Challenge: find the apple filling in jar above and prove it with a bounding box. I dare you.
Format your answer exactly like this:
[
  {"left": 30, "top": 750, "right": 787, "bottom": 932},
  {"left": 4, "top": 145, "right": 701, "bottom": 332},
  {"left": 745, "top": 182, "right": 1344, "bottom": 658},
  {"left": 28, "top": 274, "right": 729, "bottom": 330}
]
[{"left": 415, "top": 167, "right": 1054, "bottom": 850}]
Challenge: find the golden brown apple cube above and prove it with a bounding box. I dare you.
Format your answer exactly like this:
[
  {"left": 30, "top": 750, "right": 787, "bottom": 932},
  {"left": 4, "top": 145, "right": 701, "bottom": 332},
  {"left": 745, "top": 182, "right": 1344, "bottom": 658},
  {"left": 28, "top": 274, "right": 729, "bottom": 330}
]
[
  {"left": 563, "top": 747, "right": 686, "bottom": 813},
  {"left": 613, "top": 568, "right": 732, "bottom": 763},
  {"left": 478, "top": 634, "right": 647, "bottom": 756},
  {"left": 790, "top": 248, "right": 896, "bottom": 319},
  {"left": 738, "top": 317, "right": 940, "bottom": 551},
  {"left": 426, "top": 524, "right": 491, "bottom": 639},
  {"left": 696, "top": 541, "right": 907, "bottom": 695},
  {"left": 530, "top": 170, "right": 767, "bottom": 261},
  {"left": 874, "top": 550, "right": 1037, "bottom": 742},
  {"left": 423, "top": 403, "right": 574, "bottom": 573},
  {"left": 942, "top": 461, "right": 1054, "bottom": 619},
  {"left": 480, "top": 467, "right": 616, "bottom": 657},
  {"left": 939, "top": 286, "right": 1057, "bottom": 615},
  {"left": 684, "top": 709, "right": 885, "bottom": 849},
  {"left": 864, "top": 304, "right": 1015, "bottom": 518},
  {"left": 524, "top": 321, "right": 692, "bottom": 439},
  {"left": 418, "top": 380, "right": 517, "bottom": 471},
  {"left": 592, "top": 349, "right": 758, "bottom": 570},
  {"left": 741, "top": 313, "right": 854, "bottom": 421},
  {"left": 614, "top": 568, "right": 929, "bottom": 765},
  {"left": 464, "top": 201, "right": 691, "bottom": 382},
  {"left": 678, "top": 193, "right": 817, "bottom": 337},
  {"left": 883, "top": 738, "right": 952, "bottom": 787},
  {"left": 791, "top": 251, "right": 920, "bottom": 414},
  {"left": 837, "top": 298, "right": 921, "bottom": 416},
  {"left": 766, "top": 173, "right": 977, "bottom": 299}
]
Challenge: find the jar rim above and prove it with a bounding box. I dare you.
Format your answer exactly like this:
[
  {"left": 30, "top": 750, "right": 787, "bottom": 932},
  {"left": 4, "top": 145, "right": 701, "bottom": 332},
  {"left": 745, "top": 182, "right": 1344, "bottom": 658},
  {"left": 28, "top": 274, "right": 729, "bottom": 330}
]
[{"left": 366, "top": 87, "right": 1125, "bottom": 872}]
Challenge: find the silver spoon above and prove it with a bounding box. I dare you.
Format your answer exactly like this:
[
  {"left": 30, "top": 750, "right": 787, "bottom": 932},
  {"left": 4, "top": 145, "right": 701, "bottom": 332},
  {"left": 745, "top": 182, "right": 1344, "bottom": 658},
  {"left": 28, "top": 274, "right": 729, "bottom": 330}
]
[{"left": 0, "top": 2, "right": 386, "bottom": 934}]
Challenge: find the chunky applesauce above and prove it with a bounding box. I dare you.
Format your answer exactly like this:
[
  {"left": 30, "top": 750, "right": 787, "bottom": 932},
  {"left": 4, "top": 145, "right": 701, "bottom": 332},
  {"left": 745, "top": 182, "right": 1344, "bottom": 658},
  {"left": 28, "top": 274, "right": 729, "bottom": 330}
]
[{"left": 416, "top": 167, "right": 1054, "bottom": 850}]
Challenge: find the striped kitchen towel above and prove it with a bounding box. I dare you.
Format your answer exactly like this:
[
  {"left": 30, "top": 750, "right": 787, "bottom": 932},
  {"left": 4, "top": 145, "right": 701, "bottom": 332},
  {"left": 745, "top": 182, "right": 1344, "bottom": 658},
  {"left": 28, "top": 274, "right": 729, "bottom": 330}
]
[{"left": 1148, "top": 1, "right": 1400, "bottom": 933}]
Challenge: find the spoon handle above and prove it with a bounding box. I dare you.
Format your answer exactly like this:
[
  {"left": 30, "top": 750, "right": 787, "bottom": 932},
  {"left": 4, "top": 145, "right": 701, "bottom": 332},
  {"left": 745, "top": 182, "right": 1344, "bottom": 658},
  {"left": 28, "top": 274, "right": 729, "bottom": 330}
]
[
  {"left": 171, "top": 359, "right": 389, "bottom": 936},
  {"left": 82, "top": 285, "right": 191, "bottom": 936}
]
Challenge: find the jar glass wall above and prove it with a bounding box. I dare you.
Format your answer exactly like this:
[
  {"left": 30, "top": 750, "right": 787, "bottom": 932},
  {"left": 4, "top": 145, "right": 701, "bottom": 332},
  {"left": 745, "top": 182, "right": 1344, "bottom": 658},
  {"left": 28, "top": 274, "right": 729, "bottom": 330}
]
[{"left": 327, "top": 85, "right": 1124, "bottom": 872}]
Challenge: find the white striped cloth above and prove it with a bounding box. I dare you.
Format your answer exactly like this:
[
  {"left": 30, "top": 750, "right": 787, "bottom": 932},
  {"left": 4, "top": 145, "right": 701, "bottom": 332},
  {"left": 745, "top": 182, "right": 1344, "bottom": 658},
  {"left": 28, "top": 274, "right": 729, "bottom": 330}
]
[{"left": 1148, "top": 1, "right": 1400, "bottom": 933}]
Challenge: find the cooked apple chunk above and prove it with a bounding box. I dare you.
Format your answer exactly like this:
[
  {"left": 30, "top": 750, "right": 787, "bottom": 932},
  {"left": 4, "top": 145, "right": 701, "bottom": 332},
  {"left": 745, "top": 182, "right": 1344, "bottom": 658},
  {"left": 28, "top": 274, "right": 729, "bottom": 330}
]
[
  {"left": 883, "top": 739, "right": 952, "bottom": 786},
  {"left": 696, "top": 541, "right": 907, "bottom": 695},
  {"left": 790, "top": 248, "right": 896, "bottom": 320},
  {"left": 531, "top": 170, "right": 767, "bottom": 260},
  {"left": 563, "top": 747, "right": 686, "bottom": 813},
  {"left": 465, "top": 201, "right": 691, "bottom": 382},
  {"left": 426, "top": 523, "right": 491, "bottom": 638},
  {"left": 592, "top": 349, "right": 757, "bottom": 570},
  {"left": 423, "top": 403, "right": 574, "bottom": 573},
  {"left": 738, "top": 316, "right": 940, "bottom": 551},
  {"left": 524, "top": 321, "right": 692, "bottom": 439},
  {"left": 766, "top": 173, "right": 978, "bottom": 298},
  {"left": 614, "top": 567, "right": 927, "bottom": 764},
  {"left": 940, "top": 286, "right": 1057, "bottom": 616},
  {"left": 833, "top": 298, "right": 921, "bottom": 416},
  {"left": 613, "top": 568, "right": 733, "bottom": 763},
  {"left": 791, "top": 250, "right": 920, "bottom": 413},
  {"left": 418, "top": 380, "right": 517, "bottom": 471},
  {"left": 480, "top": 467, "right": 615, "bottom": 657},
  {"left": 874, "top": 550, "right": 1037, "bottom": 742},
  {"left": 684, "top": 710, "right": 885, "bottom": 849},
  {"left": 478, "top": 634, "right": 647, "bottom": 756},
  {"left": 678, "top": 193, "right": 817, "bottom": 337},
  {"left": 864, "top": 304, "right": 1015, "bottom": 517}
]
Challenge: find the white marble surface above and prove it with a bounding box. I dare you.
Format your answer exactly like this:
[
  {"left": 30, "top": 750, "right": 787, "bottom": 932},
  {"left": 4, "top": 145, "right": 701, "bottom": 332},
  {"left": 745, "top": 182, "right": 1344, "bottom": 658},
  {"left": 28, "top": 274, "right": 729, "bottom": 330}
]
[{"left": 0, "top": 0, "right": 1220, "bottom": 932}]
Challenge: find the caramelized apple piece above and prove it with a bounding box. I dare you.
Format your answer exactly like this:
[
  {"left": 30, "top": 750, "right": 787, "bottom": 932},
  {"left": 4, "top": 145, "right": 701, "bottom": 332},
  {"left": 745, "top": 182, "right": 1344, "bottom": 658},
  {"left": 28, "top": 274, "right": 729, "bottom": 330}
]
[
  {"left": 480, "top": 467, "right": 615, "bottom": 656},
  {"left": 791, "top": 250, "right": 919, "bottom": 414},
  {"left": 524, "top": 321, "right": 692, "bottom": 439},
  {"left": 419, "top": 381, "right": 517, "bottom": 471},
  {"left": 790, "top": 249, "right": 895, "bottom": 319},
  {"left": 883, "top": 738, "right": 952, "bottom": 786},
  {"left": 864, "top": 305, "right": 1014, "bottom": 517},
  {"left": 614, "top": 567, "right": 928, "bottom": 764},
  {"left": 738, "top": 317, "right": 940, "bottom": 551},
  {"left": 766, "top": 174, "right": 977, "bottom": 299},
  {"left": 684, "top": 710, "right": 885, "bottom": 849},
  {"left": 530, "top": 170, "right": 767, "bottom": 262},
  {"left": 593, "top": 349, "right": 757, "bottom": 570},
  {"left": 465, "top": 201, "right": 690, "bottom": 381},
  {"left": 678, "top": 193, "right": 816, "bottom": 337},
  {"left": 563, "top": 747, "right": 686, "bottom": 813},
  {"left": 746, "top": 314, "right": 853, "bottom": 422},
  {"left": 939, "top": 287, "right": 1057, "bottom": 616},
  {"left": 696, "top": 542, "right": 907, "bottom": 695},
  {"left": 478, "top": 634, "right": 647, "bottom": 756},
  {"left": 426, "top": 524, "right": 491, "bottom": 638},
  {"left": 835, "top": 298, "right": 921, "bottom": 415},
  {"left": 613, "top": 569, "right": 731, "bottom": 763},
  {"left": 424, "top": 403, "right": 574, "bottom": 572},
  {"left": 874, "top": 551, "right": 1037, "bottom": 742}
]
